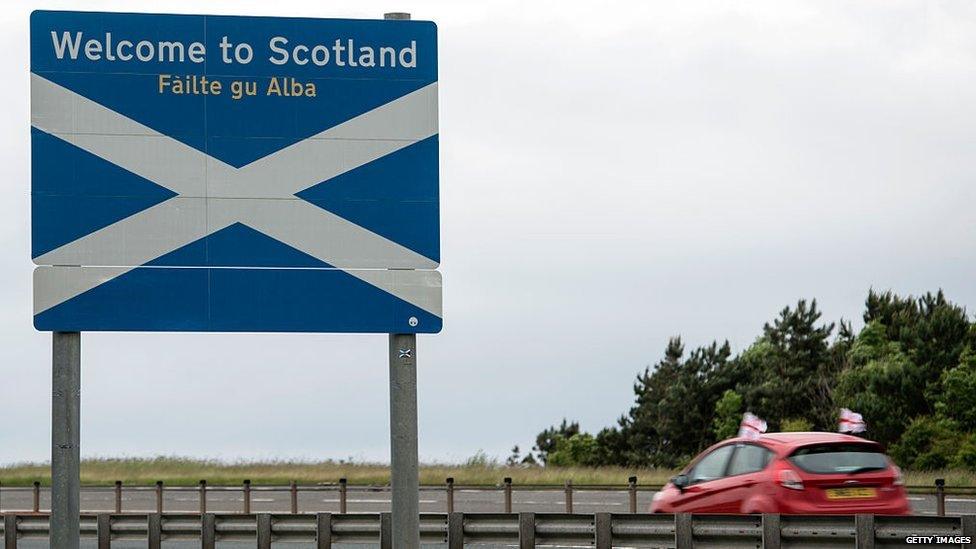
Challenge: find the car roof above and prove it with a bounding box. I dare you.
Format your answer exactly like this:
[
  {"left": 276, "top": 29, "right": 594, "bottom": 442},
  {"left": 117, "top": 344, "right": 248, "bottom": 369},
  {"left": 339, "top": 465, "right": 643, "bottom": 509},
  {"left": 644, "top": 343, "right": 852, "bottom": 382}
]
[
  {"left": 680, "top": 432, "right": 884, "bottom": 473},
  {"left": 733, "top": 431, "right": 879, "bottom": 449}
]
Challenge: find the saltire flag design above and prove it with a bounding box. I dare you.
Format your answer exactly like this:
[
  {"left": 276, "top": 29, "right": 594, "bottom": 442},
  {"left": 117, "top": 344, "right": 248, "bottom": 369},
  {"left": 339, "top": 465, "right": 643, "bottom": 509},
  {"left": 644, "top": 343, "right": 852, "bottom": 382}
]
[
  {"left": 738, "top": 412, "right": 768, "bottom": 440},
  {"left": 30, "top": 11, "right": 441, "bottom": 333},
  {"left": 838, "top": 408, "right": 867, "bottom": 434}
]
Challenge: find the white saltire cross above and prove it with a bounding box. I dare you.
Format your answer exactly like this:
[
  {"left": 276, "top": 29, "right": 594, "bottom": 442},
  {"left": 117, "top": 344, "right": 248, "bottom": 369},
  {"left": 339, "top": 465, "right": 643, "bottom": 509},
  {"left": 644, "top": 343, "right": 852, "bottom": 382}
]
[{"left": 30, "top": 74, "right": 440, "bottom": 317}]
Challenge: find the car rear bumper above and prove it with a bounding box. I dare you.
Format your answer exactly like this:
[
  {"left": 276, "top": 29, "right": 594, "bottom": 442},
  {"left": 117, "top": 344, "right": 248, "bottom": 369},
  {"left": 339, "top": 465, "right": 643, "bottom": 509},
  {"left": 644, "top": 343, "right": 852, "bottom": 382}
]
[{"left": 775, "top": 497, "right": 911, "bottom": 515}]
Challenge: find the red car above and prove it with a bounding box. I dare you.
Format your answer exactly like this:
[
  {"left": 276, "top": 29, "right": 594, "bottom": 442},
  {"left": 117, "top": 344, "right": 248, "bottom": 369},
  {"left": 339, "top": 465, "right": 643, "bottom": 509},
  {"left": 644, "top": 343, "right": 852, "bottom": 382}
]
[{"left": 650, "top": 432, "right": 910, "bottom": 514}]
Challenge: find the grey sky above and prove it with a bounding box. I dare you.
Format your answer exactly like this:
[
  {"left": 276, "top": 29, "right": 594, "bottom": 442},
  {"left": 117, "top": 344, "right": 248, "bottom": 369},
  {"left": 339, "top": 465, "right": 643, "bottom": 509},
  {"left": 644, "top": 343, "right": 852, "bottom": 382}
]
[{"left": 2, "top": 0, "right": 974, "bottom": 465}]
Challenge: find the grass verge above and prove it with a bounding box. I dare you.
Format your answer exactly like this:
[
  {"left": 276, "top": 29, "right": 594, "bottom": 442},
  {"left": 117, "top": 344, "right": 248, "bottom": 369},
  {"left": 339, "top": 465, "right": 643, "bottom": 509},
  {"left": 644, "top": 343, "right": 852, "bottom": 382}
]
[
  {"left": 0, "top": 458, "right": 972, "bottom": 491},
  {"left": 0, "top": 458, "right": 673, "bottom": 487}
]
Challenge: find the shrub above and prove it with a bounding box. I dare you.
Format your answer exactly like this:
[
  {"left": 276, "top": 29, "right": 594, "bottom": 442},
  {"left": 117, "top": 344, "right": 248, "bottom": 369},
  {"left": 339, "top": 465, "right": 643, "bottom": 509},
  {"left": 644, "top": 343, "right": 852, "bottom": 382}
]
[
  {"left": 781, "top": 418, "right": 814, "bottom": 432},
  {"left": 890, "top": 417, "right": 961, "bottom": 470},
  {"left": 547, "top": 434, "right": 600, "bottom": 467}
]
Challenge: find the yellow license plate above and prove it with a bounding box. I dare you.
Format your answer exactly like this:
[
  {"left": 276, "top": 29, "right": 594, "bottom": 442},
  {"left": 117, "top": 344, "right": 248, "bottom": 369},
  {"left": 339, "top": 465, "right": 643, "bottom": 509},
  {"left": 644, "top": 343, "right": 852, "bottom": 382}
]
[{"left": 825, "top": 487, "right": 877, "bottom": 499}]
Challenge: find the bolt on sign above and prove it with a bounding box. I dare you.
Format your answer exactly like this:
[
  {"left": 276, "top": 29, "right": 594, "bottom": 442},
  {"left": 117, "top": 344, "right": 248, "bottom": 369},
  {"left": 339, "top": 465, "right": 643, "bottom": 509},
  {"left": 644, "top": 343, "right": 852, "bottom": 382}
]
[{"left": 30, "top": 11, "right": 441, "bottom": 333}]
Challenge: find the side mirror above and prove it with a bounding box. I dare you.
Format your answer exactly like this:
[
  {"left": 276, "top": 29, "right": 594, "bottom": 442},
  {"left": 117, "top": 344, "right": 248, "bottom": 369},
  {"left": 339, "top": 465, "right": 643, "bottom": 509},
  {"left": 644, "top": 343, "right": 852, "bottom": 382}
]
[{"left": 672, "top": 473, "right": 690, "bottom": 492}]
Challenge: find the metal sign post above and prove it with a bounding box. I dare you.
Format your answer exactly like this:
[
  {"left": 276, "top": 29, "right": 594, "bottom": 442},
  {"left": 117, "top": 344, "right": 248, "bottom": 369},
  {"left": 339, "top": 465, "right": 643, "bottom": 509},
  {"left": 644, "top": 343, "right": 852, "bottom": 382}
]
[
  {"left": 51, "top": 331, "right": 80, "bottom": 549},
  {"left": 385, "top": 12, "right": 420, "bottom": 546},
  {"left": 389, "top": 333, "right": 420, "bottom": 548}
]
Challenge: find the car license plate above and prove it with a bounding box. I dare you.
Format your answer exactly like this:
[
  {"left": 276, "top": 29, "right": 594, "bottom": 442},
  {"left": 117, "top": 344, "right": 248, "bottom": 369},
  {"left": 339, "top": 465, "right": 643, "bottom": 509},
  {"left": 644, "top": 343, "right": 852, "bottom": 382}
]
[{"left": 825, "top": 487, "right": 877, "bottom": 499}]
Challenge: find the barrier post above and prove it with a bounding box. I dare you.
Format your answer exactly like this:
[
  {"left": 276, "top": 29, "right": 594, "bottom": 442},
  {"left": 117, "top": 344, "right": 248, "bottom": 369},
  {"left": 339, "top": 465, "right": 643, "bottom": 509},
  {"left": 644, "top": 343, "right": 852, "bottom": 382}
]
[
  {"left": 446, "top": 477, "right": 454, "bottom": 514},
  {"left": 935, "top": 478, "right": 945, "bottom": 516},
  {"left": 155, "top": 481, "right": 163, "bottom": 513},
  {"left": 201, "top": 513, "right": 216, "bottom": 549},
  {"left": 595, "top": 512, "right": 612, "bottom": 549},
  {"left": 447, "top": 512, "right": 463, "bottom": 549},
  {"left": 290, "top": 480, "right": 298, "bottom": 514},
  {"left": 96, "top": 514, "right": 110, "bottom": 549},
  {"left": 564, "top": 480, "right": 573, "bottom": 513},
  {"left": 199, "top": 480, "right": 207, "bottom": 514},
  {"left": 855, "top": 514, "right": 874, "bottom": 549},
  {"left": 114, "top": 481, "right": 122, "bottom": 514},
  {"left": 503, "top": 477, "right": 512, "bottom": 513},
  {"left": 243, "top": 479, "right": 251, "bottom": 514},
  {"left": 762, "top": 514, "right": 781, "bottom": 549},
  {"left": 4, "top": 514, "right": 17, "bottom": 549},
  {"left": 628, "top": 476, "right": 638, "bottom": 513},
  {"left": 518, "top": 512, "right": 535, "bottom": 549},
  {"left": 961, "top": 515, "right": 975, "bottom": 544},
  {"left": 32, "top": 482, "right": 39, "bottom": 513},
  {"left": 379, "top": 512, "right": 393, "bottom": 549},
  {"left": 316, "top": 513, "right": 332, "bottom": 549},
  {"left": 675, "top": 513, "right": 692, "bottom": 549},
  {"left": 257, "top": 513, "right": 271, "bottom": 549},
  {"left": 148, "top": 513, "right": 161, "bottom": 549},
  {"left": 339, "top": 478, "right": 347, "bottom": 514}
]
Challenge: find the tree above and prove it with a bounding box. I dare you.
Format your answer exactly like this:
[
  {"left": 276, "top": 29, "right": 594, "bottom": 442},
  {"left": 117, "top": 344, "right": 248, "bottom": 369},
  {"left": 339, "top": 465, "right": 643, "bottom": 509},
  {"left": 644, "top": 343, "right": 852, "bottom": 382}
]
[
  {"left": 740, "top": 300, "right": 835, "bottom": 430},
  {"left": 889, "top": 416, "right": 961, "bottom": 470},
  {"left": 547, "top": 433, "right": 600, "bottom": 467},
  {"left": 864, "top": 290, "right": 970, "bottom": 408},
  {"left": 834, "top": 322, "right": 921, "bottom": 446},
  {"left": 533, "top": 419, "right": 580, "bottom": 464},
  {"left": 506, "top": 446, "right": 522, "bottom": 467},
  {"left": 936, "top": 347, "right": 976, "bottom": 431},
  {"left": 616, "top": 338, "right": 735, "bottom": 467},
  {"left": 619, "top": 337, "right": 685, "bottom": 466},
  {"left": 712, "top": 390, "right": 743, "bottom": 440},
  {"left": 523, "top": 289, "right": 975, "bottom": 471}
]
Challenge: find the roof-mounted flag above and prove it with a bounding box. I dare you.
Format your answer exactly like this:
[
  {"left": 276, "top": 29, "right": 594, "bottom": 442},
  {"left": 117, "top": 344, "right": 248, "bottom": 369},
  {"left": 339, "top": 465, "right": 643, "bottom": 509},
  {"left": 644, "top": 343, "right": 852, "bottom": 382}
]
[
  {"left": 839, "top": 408, "right": 867, "bottom": 433},
  {"left": 738, "top": 412, "right": 767, "bottom": 440}
]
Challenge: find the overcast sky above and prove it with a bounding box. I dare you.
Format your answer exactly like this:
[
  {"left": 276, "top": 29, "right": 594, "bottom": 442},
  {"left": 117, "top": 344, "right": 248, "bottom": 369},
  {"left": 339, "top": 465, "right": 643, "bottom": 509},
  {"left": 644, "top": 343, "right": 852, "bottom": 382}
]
[{"left": 2, "top": 0, "right": 974, "bottom": 465}]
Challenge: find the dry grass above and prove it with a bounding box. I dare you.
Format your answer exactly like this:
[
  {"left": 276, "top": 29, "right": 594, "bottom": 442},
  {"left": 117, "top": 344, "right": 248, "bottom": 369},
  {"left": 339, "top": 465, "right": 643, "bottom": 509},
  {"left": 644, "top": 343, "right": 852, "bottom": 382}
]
[
  {"left": 0, "top": 457, "right": 671, "bottom": 487},
  {"left": 0, "top": 458, "right": 972, "bottom": 491}
]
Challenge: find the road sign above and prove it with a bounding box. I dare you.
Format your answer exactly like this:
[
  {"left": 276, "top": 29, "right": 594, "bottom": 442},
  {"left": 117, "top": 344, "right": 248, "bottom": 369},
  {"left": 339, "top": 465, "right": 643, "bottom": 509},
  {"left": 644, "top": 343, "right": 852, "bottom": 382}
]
[{"left": 30, "top": 11, "right": 441, "bottom": 333}]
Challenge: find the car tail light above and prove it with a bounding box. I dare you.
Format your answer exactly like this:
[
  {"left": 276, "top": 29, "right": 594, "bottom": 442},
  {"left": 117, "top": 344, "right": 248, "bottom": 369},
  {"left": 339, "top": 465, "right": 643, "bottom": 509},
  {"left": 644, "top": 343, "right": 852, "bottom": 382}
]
[
  {"left": 892, "top": 465, "right": 904, "bottom": 486},
  {"left": 779, "top": 468, "right": 804, "bottom": 490}
]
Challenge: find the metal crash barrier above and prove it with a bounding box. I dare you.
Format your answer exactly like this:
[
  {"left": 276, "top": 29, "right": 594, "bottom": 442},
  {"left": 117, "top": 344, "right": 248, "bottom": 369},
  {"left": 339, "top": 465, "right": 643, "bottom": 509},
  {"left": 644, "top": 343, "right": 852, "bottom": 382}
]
[{"left": 1, "top": 512, "right": 974, "bottom": 548}]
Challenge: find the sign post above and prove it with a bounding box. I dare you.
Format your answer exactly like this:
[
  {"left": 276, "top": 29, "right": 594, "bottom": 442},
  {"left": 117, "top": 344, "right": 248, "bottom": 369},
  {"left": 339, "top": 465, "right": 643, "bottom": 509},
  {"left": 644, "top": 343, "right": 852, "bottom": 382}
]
[
  {"left": 390, "top": 333, "right": 420, "bottom": 547},
  {"left": 30, "top": 10, "right": 440, "bottom": 547},
  {"left": 383, "top": 12, "right": 421, "bottom": 547},
  {"left": 51, "top": 331, "right": 80, "bottom": 549}
]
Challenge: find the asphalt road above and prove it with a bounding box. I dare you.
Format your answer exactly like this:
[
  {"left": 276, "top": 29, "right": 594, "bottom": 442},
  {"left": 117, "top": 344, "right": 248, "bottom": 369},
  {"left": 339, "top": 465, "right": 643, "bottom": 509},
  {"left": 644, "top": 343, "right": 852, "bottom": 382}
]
[{"left": 0, "top": 485, "right": 973, "bottom": 516}]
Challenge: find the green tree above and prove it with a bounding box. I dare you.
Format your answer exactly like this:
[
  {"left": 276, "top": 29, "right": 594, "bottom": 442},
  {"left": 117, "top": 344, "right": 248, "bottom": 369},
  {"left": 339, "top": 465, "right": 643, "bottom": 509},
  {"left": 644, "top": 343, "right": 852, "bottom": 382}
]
[
  {"left": 524, "top": 289, "right": 975, "bottom": 470},
  {"left": 712, "top": 390, "right": 743, "bottom": 440},
  {"left": 864, "top": 290, "right": 971, "bottom": 408},
  {"left": 834, "top": 322, "right": 921, "bottom": 446},
  {"left": 615, "top": 337, "right": 685, "bottom": 466},
  {"left": 889, "top": 416, "right": 961, "bottom": 470},
  {"left": 936, "top": 348, "right": 976, "bottom": 431},
  {"left": 547, "top": 433, "right": 600, "bottom": 467},
  {"left": 533, "top": 419, "right": 579, "bottom": 464},
  {"left": 736, "top": 300, "right": 836, "bottom": 430}
]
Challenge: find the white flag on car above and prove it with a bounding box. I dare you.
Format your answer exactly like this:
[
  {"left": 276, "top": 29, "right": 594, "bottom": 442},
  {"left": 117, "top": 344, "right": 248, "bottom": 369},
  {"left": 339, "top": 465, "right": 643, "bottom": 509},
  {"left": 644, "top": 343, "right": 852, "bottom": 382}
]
[
  {"left": 738, "top": 412, "right": 767, "bottom": 440},
  {"left": 838, "top": 408, "right": 867, "bottom": 433}
]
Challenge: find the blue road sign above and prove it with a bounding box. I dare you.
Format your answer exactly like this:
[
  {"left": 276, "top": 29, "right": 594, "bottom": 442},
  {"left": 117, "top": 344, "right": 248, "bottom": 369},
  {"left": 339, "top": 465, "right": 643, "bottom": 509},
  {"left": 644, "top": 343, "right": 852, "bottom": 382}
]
[{"left": 30, "top": 10, "right": 441, "bottom": 333}]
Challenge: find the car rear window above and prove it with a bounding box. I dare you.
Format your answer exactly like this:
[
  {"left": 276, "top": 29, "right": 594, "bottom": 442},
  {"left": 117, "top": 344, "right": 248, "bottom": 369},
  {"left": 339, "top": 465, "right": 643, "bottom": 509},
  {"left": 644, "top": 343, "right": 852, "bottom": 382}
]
[{"left": 788, "top": 443, "right": 889, "bottom": 474}]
